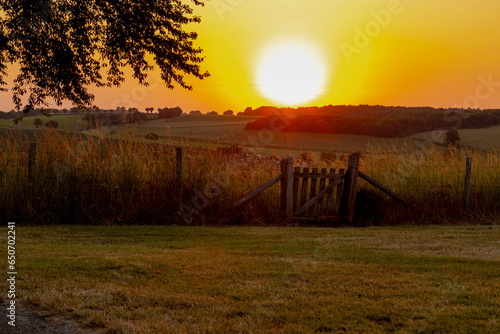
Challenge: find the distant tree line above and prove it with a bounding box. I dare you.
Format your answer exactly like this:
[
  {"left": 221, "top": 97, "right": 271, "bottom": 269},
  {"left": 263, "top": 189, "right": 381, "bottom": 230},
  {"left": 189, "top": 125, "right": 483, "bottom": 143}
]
[
  {"left": 0, "top": 106, "right": 147, "bottom": 120},
  {"left": 158, "top": 107, "right": 183, "bottom": 119},
  {"left": 243, "top": 105, "right": 500, "bottom": 138},
  {"left": 33, "top": 118, "right": 59, "bottom": 129},
  {"left": 0, "top": 106, "right": 245, "bottom": 121},
  {"left": 83, "top": 111, "right": 148, "bottom": 129}
]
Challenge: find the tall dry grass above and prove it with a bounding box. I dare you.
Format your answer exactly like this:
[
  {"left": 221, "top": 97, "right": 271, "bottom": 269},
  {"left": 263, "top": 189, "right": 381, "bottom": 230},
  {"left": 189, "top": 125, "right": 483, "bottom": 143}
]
[
  {"left": 356, "top": 143, "right": 499, "bottom": 224},
  {"left": 0, "top": 129, "right": 498, "bottom": 225}
]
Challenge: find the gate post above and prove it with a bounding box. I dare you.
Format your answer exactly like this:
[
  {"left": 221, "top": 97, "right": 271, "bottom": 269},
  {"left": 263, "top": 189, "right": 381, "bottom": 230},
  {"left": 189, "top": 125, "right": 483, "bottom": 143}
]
[
  {"left": 342, "top": 153, "right": 360, "bottom": 225},
  {"left": 280, "top": 157, "right": 294, "bottom": 223}
]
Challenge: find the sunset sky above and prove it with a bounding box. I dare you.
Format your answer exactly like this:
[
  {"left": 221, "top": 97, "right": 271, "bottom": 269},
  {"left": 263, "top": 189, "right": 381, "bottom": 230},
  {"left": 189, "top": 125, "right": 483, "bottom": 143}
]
[{"left": 2, "top": 0, "right": 500, "bottom": 113}]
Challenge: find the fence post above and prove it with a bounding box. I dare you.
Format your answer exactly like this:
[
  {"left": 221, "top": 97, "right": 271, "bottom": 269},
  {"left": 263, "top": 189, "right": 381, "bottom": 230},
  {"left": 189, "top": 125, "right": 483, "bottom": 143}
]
[
  {"left": 176, "top": 147, "right": 183, "bottom": 184},
  {"left": 280, "top": 157, "right": 294, "bottom": 224},
  {"left": 342, "top": 153, "right": 360, "bottom": 225},
  {"left": 28, "top": 142, "right": 37, "bottom": 182},
  {"left": 176, "top": 147, "right": 183, "bottom": 200},
  {"left": 464, "top": 157, "right": 472, "bottom": 211}
]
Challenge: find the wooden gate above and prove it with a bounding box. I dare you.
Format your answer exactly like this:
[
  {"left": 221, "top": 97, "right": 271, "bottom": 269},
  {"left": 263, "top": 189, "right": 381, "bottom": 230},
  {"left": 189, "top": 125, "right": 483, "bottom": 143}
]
[
  {"left": 236, "top": 154, "right": 362, "bottom": 224},
  {"left": 290, "top": 167, "right": 345, "bottom": 222},
  {"left": 280, "top": 154, "right": 360, "bottom": 224}
]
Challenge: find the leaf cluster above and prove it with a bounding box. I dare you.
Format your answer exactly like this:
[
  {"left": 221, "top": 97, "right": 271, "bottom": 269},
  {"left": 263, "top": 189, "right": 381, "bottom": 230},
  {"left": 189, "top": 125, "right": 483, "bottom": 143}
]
[{"left": 0, "top": 0, "right": 209, "bottom": 113}]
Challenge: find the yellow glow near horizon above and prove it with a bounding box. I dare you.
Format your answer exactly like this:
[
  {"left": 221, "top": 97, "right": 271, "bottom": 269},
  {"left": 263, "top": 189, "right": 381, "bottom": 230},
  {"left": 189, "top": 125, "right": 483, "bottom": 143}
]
[
  {"left": 2, "top": 0, "right": 500, "bottom": 112},
  {"left": 255, "top": 40, "right": 327, "bottom": 106}
]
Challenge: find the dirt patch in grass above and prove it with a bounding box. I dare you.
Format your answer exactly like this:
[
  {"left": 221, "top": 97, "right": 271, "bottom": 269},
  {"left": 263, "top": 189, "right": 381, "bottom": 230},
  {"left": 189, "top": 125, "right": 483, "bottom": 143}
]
[{"left": 0, "top": 302, "right": 103, "bottom": 334}]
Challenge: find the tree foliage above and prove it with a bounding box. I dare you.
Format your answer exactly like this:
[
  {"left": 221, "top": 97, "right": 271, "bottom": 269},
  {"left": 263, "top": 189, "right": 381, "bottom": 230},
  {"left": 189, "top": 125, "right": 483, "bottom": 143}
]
[
  {"left": 45, "top": 120, "right": 58, "bottom": 128},
  {"left": 244, "top": 106, "right": 500, "bottom": 138},
  {"left": 0, "top": 0, "right": 209, "bottom": 113},
  {"left": 158, "top": 106, "right": 182, "bottom": 119},
  {"left": 33, "top": 117, "right": 43, "bottom": 127}
]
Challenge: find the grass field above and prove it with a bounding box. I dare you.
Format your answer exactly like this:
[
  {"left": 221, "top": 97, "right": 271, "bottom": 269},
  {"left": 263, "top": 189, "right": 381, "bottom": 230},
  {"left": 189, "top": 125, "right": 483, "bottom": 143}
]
[
  {"left": 411, "top": 125, "right": 500, "bottom": 150},
  {"left": 3, "top": 114, "right": 499, "bottom": 154},
  {"left": 4, "top": 113, "right": 400, "bottom": 155},
  {"left": 2, "top": 225, "right": 499, "bottom": 333},
  {"left": 1, "top": 114, "right": 85, "bottom": 132},
  {"left": 102, "top": 115, "right": 425, "bottom": 154}
]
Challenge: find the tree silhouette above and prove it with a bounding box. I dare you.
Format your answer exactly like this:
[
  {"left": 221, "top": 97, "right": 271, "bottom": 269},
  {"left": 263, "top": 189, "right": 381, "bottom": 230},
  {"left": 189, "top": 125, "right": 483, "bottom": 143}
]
[
  {"left": 34, "top": 118, "right": 43, "bottom": 128},
  {"left": 45, "top": 120, "right": 59, "bottom": 129},
  {"left": 1, "top": 0, "right": 209, "bottom": 113},
  {"left": 158, "top": 107, "right": 182, "bottom": 119}
]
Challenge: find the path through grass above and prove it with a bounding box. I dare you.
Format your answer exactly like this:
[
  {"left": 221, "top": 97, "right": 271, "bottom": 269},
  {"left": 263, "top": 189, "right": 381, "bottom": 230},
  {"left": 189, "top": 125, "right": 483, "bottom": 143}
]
[{"left": 1, "top": 225, "right": 499, "bottom": 333}]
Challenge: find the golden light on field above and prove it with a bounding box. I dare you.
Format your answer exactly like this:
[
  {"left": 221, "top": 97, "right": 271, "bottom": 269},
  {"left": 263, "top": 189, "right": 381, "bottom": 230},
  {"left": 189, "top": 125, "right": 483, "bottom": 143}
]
[{"left": 255, "top": 40, "right": 328, "bottom": 106}]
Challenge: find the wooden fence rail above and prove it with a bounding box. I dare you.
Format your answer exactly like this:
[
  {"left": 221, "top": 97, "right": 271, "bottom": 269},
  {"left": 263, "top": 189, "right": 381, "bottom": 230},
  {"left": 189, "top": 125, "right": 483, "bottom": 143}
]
[
  {"left": 358, "top": 171, "right": 406, "bottom": 204},
  {"left": 236, "top": 174, "right": 283, "bottom": 207}
]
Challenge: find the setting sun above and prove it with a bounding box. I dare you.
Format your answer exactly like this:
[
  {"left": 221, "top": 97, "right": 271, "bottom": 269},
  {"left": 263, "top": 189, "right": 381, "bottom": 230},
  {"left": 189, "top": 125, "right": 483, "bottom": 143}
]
[{"left": 255, "top": 40, "right": 327, "bottom": 106}]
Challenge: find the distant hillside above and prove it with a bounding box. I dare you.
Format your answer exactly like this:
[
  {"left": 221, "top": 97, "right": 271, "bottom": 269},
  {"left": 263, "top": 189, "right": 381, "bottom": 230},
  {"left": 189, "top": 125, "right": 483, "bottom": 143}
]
[{"left": 243, "top": 105, "right": 500, "bottom": 138}]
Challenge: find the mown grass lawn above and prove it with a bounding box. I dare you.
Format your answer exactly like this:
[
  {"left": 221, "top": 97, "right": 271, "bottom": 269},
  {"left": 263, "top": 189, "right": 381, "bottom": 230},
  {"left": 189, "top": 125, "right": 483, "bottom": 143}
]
[{"left": 2, "top": 225, "right": 499, "bottom": 333}]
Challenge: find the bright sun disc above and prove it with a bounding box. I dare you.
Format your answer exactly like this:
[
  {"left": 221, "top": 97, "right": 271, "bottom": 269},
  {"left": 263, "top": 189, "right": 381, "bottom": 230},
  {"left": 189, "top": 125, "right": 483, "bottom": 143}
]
[{"left": 255, "top": 40, "right": 327, "bottom": 106}]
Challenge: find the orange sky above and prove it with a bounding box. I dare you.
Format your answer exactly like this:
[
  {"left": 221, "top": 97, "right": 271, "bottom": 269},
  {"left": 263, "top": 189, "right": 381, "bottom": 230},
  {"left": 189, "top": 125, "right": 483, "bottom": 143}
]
[{"left": 2, "top": 0, "right": 500, "bottom": 113}]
